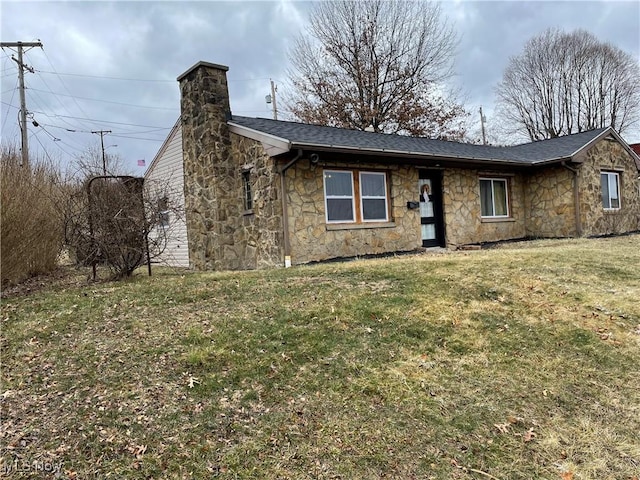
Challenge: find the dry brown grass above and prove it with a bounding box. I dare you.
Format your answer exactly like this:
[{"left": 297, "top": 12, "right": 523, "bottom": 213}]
[
  {"left": 1, "top": 145, "right": 65, "bottom": 286},
  {"left": 1, "top": 235, "right": 639, "bottom": 479}
]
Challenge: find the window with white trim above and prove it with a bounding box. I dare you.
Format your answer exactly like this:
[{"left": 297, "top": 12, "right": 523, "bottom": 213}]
[
  {"left": 360, "top": 172, "right": 388, "bottom": 222},
  {"left": 324, "top": 170, "right": 355, "bottom": 222},
  {"left": 600, "top": 171, "right": 621, "bottom": 210},
  {"left": 479, "top": 178, "right": 509, "bottom": 217},
  {"left": 323, "top": 169, "right": 390, "bottom": 223}
]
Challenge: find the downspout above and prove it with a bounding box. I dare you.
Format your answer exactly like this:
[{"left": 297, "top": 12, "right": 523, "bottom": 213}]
[
  {"left": 279, "top": 149, "right": 304, "bottom": 267},
  {"left": 561, "top": 161, "right": 582, "bottom": 237}
]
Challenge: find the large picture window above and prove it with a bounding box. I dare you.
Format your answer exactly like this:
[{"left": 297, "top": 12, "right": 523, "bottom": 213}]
[
  {"left": 601, "top": 172, "right": 620, "bottom": 210},
  {"left": 480, "top": 178, "right": 509, "bottom": 218},
  {"left": 323, "top": 169, "right": 389, "bottom": 224}
]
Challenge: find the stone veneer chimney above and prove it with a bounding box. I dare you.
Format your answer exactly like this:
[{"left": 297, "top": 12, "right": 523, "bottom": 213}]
[{"left": 177, "top": 61, "right": 232, "bottom": 269}]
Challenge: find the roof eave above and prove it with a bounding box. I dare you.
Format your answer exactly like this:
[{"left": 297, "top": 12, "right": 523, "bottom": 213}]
[
  {"left": 290, "top": 142, "right": 531, "bottom": 167},
  {"left": 228, "top": 121, "right": 291, "bottom": 156}
]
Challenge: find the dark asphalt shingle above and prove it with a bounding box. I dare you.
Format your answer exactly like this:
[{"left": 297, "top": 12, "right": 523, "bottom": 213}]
[{"left": 229, "top": 115, "right": 609, "bottom": 165}]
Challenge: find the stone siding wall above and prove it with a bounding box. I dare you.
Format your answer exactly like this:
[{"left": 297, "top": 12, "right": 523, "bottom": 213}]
[
  {"left": 579, "top": 140, "right": 640, "bottom": 236},
  {"left": 286, "top": 159, "right": 421, "bottom": 264},
  {"left": 180, "top": 63, "right": 283, "bottom": 270},
  {"left": 443, "top": 168, "right": 526, "bottom": 246},
  {"left": 525, "top": 166, "right": 577, "bottom": 238},
  {"left": 180, "top": 65, "right": 229, "bottom": 270},
  {"left": 229, "top": 135, "right": 284, "bottom": 269}
]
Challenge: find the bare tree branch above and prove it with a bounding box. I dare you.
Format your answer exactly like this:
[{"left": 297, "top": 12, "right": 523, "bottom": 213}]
[
  {"left": 496, "top": 28, "right": 640, "bottom": 141},
  {"left": 285, "top": 0, "right": 468, "bottom": 140}
]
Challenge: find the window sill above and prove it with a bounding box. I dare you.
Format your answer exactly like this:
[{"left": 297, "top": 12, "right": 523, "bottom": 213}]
[
  {"left": 326, "top": 221, "right": 396, "bottom": 231},
  {"left": 243, "top": 209, "right": 254, "bottom": 216},
  {"left": 481, "top": 217, "right": 515, "bottom": 223},
  {"left": 603, "top": 208, "right": 621, "bottom": 214}
]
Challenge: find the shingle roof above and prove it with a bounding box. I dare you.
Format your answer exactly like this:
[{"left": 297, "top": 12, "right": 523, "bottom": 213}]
[{"left": 229, "top": 115, "right": 610, "bottom": 165}]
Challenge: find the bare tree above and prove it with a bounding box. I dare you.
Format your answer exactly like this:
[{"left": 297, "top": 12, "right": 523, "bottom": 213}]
[
  {"left": 286, "top": 0, "right": 468, "bottom": 140},
  {"left": 496, "top": 28, "right": 640, "bottom": 141},
  {"left": 70, "top": 143, "right": 131, "bottom": 180}
]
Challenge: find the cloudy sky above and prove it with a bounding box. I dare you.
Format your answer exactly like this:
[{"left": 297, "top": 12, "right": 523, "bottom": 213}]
[{"left": 1, "top": 0, "right": 639, "bottom": 175}]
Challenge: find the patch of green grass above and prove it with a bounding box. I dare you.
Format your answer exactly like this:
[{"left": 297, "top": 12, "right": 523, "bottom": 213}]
[{"left": 1, "top": 235, "right": 639, "bottom": 479}]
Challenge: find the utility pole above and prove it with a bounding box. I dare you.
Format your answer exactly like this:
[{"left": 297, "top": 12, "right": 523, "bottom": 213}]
[
  {"left": 1, "top": 41, "right": 43, "bottom": 169},
  {"left": 270, "top": 79, "right": 278, "bottom": 120},
  {"left": 479, "top": 106, "right": 487, "bottom": 146},
  {"left": 91, "top": 130, "right": 112, "bottom": 175}
]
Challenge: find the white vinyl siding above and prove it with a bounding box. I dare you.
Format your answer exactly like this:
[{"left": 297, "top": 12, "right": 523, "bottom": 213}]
[{"left": 144, "top": 122, "right": 189, "bottom": 267}]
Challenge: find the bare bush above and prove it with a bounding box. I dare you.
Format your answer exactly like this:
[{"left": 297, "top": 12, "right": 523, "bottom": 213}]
[
  {"left": 1, "top": 145, "right": 65, "bottom": 285},
  {"left": 63, "top": 175, "right": 183, "bottom": 279}
]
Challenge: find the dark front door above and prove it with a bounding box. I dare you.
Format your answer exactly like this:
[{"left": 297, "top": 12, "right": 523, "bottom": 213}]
[{"left": 419, "top": 171, "right": 445, "bottom": 248}]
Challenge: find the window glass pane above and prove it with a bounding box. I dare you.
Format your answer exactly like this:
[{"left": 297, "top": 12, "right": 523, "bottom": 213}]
[
  {"left": 480, "top": 180, "right": 493, "bottom": 216},
  {"left": 601, "top": 173, "right": 610, "bottom": 208},
  {"left": 325, "top": 171, "right": 353, "bottom": 196},
  {"left": 422, "top": 224, "right": 436, "bottom": 241},
  {"left": 493, "top": 180, "right": 508, "bottom": 216},
  {"left": 361, "top": 173, "right": 385, "bottom": 197},
  {"left": 609, "top": 174, "right": 619, "bottom": 200},
  {"left": 327, "top": 198, "right": 354, "bottom": 222},
  {"left": 362, "top": 198, "right": 387, "bottom": 221}
]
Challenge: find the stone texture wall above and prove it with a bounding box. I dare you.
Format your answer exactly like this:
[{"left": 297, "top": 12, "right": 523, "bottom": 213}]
[
  {"left": 229, "top": 135, "right": 284, "bottom": 269},
  {"left": 180, "top": 63, "right": 283, "bottom": 270},
  {"left": 286, "top": 159, "right": 421, "bottom": 264},
  {"left": 442, "top": 168, "right": 526, "bottom": 246},
  {"left": 525, "top": 166, "right": 577, "bottom": 238},
  {"left": 579, "top": 140, "right": 640, "bottom": 236}
]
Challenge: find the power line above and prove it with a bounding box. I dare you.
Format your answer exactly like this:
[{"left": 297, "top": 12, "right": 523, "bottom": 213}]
[
  {"left": 35, "top": 69, "right": 280, "bottom": 84},
  {"left": 1, "top": 76, "right": 18, "bottom": 132},
  {"left": 1, "top": 102, "right": 175, "bottom": 128},
  {"left": 27, "top": 87, "right": 178, "bottom": 111},
  {"left": 35, "top": 69, "right": 175, "bottom": 83},
  {"left": 40, "top": 47, "right": 93, "bottom": 121}
]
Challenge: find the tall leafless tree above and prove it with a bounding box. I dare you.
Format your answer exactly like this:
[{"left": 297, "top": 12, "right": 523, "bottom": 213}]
[
  {"left": 496, "top": 28, "right": 640, "bottom": 141},
  {"left": 286, "top": 0, "right": 468, "bottom": 140}
]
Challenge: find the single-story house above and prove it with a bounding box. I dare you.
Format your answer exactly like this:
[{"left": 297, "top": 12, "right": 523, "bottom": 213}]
[{"left": 145, "top": 61, "right": 640, "bottom": 270}]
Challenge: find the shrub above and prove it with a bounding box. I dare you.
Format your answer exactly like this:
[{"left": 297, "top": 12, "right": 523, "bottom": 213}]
[{"left": 1, "top": 145, "right": 65, "bottom": 285}]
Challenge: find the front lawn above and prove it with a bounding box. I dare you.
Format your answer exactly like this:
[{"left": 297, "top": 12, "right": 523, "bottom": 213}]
[{"left": 1, "top": 235, "right": 639, "bottom": 479}]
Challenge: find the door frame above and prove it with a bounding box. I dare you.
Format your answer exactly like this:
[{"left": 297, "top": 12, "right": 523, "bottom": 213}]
[{"left": 419, "top": 170, "right": 446, "bottom": 248}]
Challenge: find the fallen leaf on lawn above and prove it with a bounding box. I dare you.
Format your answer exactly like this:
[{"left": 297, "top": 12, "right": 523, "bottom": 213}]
[
  {"left": 560, "top": 471, "right": 573, "bottom": 480},
  {"left": 523, "top": 427, "right": 536, "bottom": 442},
  {"left": 494, "top": 423, "right": 510, "bottom": 434}
]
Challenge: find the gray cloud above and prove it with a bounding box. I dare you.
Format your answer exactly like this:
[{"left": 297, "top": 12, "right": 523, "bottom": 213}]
[{"left": 2, "top": 0, "right": 638, "bottom": 174}]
